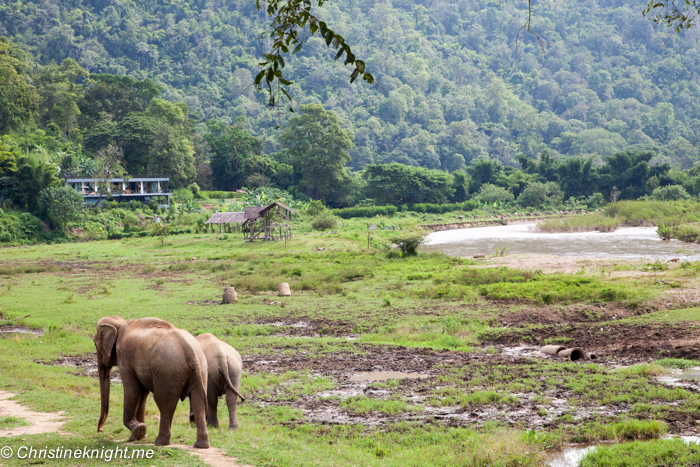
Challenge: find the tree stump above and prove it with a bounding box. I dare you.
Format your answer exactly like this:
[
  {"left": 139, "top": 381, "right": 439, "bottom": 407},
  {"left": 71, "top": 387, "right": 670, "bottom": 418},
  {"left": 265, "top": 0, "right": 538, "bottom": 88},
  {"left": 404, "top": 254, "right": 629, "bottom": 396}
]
[
  {"left": 278, "top": 283, "right": 291, "bottom": 297},
  {"left": 223, "top": 287, "right": 237, "bottom": 304}
]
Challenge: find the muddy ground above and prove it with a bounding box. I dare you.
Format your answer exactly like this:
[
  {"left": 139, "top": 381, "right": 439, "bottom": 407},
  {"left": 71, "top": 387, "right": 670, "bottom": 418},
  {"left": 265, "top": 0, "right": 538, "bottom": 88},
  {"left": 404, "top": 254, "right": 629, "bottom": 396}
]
[
  {"left": 47, "top": 338, "right": 700, "bottom": 435},
  {"left": 489, "top": 321, "right": 700, "bottom": 360}
]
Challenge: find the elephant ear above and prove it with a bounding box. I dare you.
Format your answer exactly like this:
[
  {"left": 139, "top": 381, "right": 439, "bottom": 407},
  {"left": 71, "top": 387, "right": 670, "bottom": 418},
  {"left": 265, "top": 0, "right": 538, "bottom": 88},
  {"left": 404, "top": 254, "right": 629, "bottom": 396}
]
[{"left": 98, "top": 324, "right": 118, "bottom": 358}]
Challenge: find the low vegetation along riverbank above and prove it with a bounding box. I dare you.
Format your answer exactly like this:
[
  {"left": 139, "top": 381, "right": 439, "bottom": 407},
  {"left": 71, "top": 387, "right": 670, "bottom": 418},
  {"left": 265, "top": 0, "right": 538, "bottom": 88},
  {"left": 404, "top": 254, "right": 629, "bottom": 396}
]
[
  {"left": 533, "top": 201, "right": 700, "bottom": 243},
  {"left": 2, "top": 218, "right": 700, "bottom": 466}
]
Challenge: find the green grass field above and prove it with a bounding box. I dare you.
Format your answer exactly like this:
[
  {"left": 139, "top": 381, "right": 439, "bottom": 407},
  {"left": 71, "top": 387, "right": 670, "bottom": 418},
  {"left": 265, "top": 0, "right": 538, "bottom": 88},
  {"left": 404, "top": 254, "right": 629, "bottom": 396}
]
[{"left": 1, "top": 220, "right": 700, "bottom": 466}]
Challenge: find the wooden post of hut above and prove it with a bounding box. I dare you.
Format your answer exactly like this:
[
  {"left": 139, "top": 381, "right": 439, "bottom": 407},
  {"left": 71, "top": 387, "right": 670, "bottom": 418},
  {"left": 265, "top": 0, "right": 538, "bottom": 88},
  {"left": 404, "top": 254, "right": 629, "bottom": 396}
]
[{"left": 258, "top": 202, "right": 297, "bottom": 242}]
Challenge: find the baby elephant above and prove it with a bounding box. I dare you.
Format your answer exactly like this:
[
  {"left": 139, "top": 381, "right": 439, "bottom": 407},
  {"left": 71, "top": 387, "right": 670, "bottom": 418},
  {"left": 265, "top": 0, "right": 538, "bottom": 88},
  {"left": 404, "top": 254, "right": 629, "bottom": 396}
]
[{"left": 190, "top": 333, "right": 245, "bottom": 430}]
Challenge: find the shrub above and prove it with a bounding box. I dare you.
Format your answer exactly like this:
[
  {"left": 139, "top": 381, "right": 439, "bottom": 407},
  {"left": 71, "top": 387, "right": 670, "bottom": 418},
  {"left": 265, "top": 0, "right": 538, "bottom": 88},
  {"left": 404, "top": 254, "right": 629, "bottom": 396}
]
[
  {"left": 188, "top": 183, "right": 201, "bottom": 198},
  {"left": 0, "top": 210, "right": 46, "bottom": 244},
  {"left": 245, "top": 173, "right": 270, "bottom": 189},
  {"left": 476, "top": 184, "right": 514, "bottom": 204},
  {"left": 333, "top": 205, "right": 397, "bottom": 218},
  {"left": 173, "top": 188, "right": 194, "bottom": 203},
  {"left": 311, "top": 212, "right": 338, "bottom": 231},
  {"left": 657, "top": 223, "right": 700, "bottom": 242},
  {"left": 650, "top": 184, "right": 690, "bottom": 201},
  {"left": 306, "top": 200, "right": 326, "bottom": 217},
  {"left": 199, "top": 191, "right": 235, "bottom": 199},
  {"left": 408, "top": 201, "right": 479, "bottom": 214},
  {"left": 657, "top": 358, "right": 698, "bottom": 369},
  {"left": 151, "top": 222, "right": 171, "bottom": 246},
  {"left": 393, "top": 235, "right": 424, "bottom": 256},
  {"left": 38, "top": 186, "right": 85, "bottom": 231},
  {"left": 517, "top": 181, "right": 563, "bottom": 208}
]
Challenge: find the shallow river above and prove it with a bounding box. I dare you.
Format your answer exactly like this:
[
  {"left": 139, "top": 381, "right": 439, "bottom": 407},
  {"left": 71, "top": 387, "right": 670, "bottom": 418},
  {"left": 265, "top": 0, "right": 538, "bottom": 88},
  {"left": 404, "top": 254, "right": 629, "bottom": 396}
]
[{"left": 425, "top": 224, "right": 699, "bottom": 260}]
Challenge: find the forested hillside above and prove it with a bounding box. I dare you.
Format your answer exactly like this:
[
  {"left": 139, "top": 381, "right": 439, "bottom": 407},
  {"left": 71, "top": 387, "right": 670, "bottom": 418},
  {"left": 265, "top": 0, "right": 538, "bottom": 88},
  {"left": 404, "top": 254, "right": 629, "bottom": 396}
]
[{"left": 2, "top": 0, "right": 699, "bottom": 172}]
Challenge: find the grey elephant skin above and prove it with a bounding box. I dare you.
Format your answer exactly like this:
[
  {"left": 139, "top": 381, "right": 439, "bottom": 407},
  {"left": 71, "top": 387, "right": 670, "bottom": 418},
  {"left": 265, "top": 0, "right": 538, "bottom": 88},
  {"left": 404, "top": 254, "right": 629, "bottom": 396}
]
[
  {"left": 191, "top": 333, "right": 244, "bottom": 430},
  {"left": 93, "top": 316, "right": 210, "bottom": 448}
]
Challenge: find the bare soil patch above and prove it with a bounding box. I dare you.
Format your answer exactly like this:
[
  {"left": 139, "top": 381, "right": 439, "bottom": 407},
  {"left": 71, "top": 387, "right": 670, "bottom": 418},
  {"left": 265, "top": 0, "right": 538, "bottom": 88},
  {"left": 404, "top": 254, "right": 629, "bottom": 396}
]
[
  {"left": 487, "top": 321, "right": 700, "bottom": 360},
  {"left": 0, "top": 392, "right": 65, "bottom": 437},
  {"left": 481, "top": 254, "right": 641, "bottom": 274},
  {"left": 42, "top": 355, "right": 122, "bottom": 382},
  {"left": 244, "top": 345, "right": 628, "bottom": 430},
  {"left": 245, "top": 344, "right": 477, "bottom": 378},
  {"left": 167, "top": 444, "right": 248, "bottom": 467}
]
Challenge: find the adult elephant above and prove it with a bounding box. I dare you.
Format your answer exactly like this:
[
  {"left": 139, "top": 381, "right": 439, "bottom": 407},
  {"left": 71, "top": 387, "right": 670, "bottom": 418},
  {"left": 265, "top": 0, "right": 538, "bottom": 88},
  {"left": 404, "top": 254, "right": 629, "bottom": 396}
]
[{"left": 93, "top": 316, "right": 210, "bottom": 448}]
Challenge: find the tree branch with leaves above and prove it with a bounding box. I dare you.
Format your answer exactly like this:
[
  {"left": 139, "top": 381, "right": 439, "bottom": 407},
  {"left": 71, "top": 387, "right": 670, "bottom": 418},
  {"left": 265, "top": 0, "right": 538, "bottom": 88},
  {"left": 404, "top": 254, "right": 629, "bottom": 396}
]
[
  {"left": 93, "top": 144, "right": 127, "bottom": 207},
  {"left": 255, "top": 0, "right": 377, "bottom": 120},
  {"left": 643, "top": 0, "right": 700, "bottom": 31}
]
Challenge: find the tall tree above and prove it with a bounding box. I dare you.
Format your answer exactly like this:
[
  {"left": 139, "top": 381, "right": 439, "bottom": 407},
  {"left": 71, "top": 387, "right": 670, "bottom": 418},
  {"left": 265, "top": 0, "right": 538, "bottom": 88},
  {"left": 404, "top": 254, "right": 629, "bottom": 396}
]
[
  {"left": 205, "top": 120, "right": 264, "bottom": 191},
  {"left": 93, "top": 144, "right": 127, "bottom": 205},
  {"left": 0, "top": 38, "right": 38, "bottom": 134},
  {"left": 363, "top": 163, "right": 455, "bottom": 207},
  {"left": 279, "top": 104, "right": 354, "bottom": 206}
]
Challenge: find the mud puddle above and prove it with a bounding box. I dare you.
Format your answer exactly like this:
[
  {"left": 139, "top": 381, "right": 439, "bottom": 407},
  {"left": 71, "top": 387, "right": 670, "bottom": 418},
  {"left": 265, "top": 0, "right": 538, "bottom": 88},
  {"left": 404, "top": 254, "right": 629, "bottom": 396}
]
[
  {"left": 549, "top": 436, "right": 700, "bottom": 467},
  {"left": 657, "top": 367, "right": 700, "bottom": 388},
  {"left": 42, "top": 355, "right": 122, "bottom": 383},
  {"left": 547, "top": 443, "right": 606, "bottom": 467},
  {"left": 0, "top": 325, "right": 44, "bottom": 336},
  {"left": 247, "top": 318, "right": 354, "bottom": 337},
  {"left": 245, "top": 345, "right": 630, "bottom": 429},
  {"left": 349, "top": 371, "right": 429, "bottom": 382}
]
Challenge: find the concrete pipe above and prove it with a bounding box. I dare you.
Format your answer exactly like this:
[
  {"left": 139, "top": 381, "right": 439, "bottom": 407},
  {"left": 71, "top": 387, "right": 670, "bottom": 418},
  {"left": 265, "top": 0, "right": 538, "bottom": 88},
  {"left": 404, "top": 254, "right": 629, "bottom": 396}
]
[
  {"left": 278, "top": 282, "right": 292, "bottom": 296},
  {"left": 540, "top": 345, "right": 567, "bottom": 356},
  {"left": 588, "top": 352, "right": 599, "bottom": 360},
  {"left": 222, "top": 287, "right": 237, "bottom": 304},
  {"left": 558, "top": 348, "right": 586, "bottom": 361}
]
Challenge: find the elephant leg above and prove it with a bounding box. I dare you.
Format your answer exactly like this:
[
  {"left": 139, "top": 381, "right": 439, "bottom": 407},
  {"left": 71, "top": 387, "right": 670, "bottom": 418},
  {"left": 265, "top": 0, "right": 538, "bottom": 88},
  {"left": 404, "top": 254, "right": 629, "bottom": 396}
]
[
  {"left": 225, "top": 387, "right": 239, "bottom": 431},
  {"left": 189, "top": 397, "right": 195, "bottom": 423},
  {"left": 136, "top": 389, "right": 149, "bottom": 424},
  {"left": 152, "top": 392, "right": 177, "bottom": 446},
  {"left": 122, "top": 371, "right": 148, "bottom": 441},
  {"left": 206, "top": 388, "right": 220, "bottom": 428},
  {"left": 189, "top": 385, "right": 210, "bottom": 449}
]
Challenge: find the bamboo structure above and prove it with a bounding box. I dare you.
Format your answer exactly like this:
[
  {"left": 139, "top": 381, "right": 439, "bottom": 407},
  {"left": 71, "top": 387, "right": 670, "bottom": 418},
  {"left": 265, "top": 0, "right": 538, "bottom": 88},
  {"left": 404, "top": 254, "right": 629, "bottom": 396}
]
[{"left": 243, "top": 202, "right": 297, "bottom": 241}]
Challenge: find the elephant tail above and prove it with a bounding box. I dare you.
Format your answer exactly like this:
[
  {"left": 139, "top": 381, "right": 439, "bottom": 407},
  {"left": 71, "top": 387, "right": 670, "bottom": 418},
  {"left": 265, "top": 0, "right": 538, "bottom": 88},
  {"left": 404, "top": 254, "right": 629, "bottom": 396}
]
[{"left": 219, "top": 355, "right": 246, "bottom": 402}]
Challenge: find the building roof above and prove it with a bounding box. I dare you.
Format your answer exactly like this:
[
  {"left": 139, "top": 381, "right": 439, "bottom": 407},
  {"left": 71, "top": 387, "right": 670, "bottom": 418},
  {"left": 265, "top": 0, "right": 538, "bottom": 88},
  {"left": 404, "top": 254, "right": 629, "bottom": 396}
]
[
  {"left": 204, "top": 212, "right": 245, "bottom": 224},
  {"left": 244, "top": 206, "right": 265, "bottom": 220},
  {"left": 65, "top": 177, "right": 169, "bottom": 182},
  {"left": 259, "top": 201, "right": 298, "bottom": 215}
]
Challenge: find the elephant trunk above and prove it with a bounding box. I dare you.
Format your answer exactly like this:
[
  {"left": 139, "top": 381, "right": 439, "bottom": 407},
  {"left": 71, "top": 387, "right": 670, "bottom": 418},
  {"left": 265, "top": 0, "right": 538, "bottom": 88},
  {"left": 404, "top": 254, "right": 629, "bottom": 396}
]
[{"left": 97, "top": 364, "right": 111, "bottom": 432}]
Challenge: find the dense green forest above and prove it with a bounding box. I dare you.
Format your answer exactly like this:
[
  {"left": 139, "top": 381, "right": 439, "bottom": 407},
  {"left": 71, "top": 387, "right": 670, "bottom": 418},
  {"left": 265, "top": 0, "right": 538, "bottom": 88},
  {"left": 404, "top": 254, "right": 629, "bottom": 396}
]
[
  {"left": 2, "top": 0, "right": 699, "bottom": 170},
  {"left": 2, "top": 0, "right": 700, "bottom": 233}
]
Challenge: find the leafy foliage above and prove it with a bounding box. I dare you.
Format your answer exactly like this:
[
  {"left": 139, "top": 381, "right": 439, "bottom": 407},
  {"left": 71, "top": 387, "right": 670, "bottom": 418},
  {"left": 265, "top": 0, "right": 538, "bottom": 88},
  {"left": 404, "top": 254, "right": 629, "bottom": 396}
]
[
  {"left": 393, "top": 235, "right": 425, "bottom": 257},
  {"left": 363, "top": 163, "right": 455, "bottom": 207},
  {"left": 311, "top": 212, "right": 338, "bottom": 231},
  {"left": 38, "top": 186, "right": 85, "bottom": 230},
  {"left": 3, "top": 0, "right": 700, "bottom": 173},
  {"left": 151, "top": 222, "right": 171, "bottom": 246},
  {"left": 279, "top": 104, "right": 354, "bottom": 206}
]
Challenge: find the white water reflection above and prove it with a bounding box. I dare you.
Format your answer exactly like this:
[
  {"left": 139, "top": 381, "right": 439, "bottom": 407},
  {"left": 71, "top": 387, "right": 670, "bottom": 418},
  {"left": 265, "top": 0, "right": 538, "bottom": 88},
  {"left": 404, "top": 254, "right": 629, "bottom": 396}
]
[
  {"left": 548, "top": 436, "right": 700, "bottom": 467},
  {"left": 548, "top": 444, "right": 598, "bottom": 467},
  {"left": 425, "top": 224, "right": 699, "bottom": 260}
]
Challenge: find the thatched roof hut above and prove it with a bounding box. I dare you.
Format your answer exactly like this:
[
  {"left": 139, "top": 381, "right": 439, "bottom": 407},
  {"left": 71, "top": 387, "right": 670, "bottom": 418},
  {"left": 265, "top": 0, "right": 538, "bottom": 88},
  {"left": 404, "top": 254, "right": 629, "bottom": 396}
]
[{"left": 204, "top": 212, "right": 245, "bottom": 224}]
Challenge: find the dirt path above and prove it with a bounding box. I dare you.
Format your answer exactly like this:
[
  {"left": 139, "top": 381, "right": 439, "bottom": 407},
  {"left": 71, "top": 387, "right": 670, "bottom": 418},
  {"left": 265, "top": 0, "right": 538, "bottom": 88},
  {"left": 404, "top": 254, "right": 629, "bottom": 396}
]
[
  {"left": 0, "top": 391, "right": 65, "bottom": 437},
  {"left": 0, "top": 391, "right": 247, "bottom": 467},
  {"left": 171, "top": 444, "right": 248, "bottom": 467}
]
